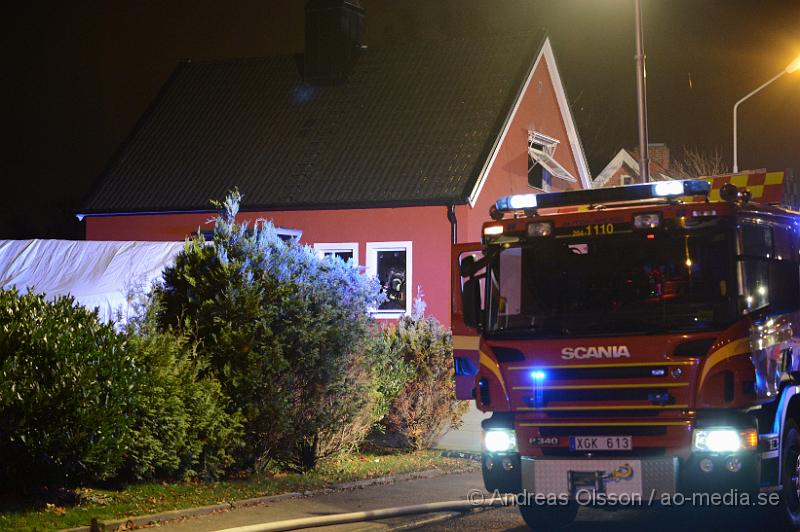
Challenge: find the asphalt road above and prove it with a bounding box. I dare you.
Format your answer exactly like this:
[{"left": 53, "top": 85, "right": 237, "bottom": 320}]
[
  {"left": 412, "top": 504, "right": 776, "bottom": 531},
  {"left": 152, "top": 467, "right": 782, "bottom": 532}
]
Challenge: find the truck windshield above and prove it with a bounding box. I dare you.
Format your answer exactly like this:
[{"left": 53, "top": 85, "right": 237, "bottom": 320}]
[{"left": 485, "top": 221, "right": 737, "bottom": 337}]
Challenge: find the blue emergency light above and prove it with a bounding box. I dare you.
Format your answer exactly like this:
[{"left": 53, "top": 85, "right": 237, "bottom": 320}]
[{"left": 494, "top": 179, "right": 711, "bottom": 214}]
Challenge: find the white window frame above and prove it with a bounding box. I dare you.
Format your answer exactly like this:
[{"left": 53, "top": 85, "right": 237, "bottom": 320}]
[
  {"left": 314, "top": 242, "right": 359, "bottom": 264},
  {"left": 366, "top": 241, "right": 413, "bottom": 319},
  {"left": 527, "top": 130, "right": 577, "bottom": 188}
]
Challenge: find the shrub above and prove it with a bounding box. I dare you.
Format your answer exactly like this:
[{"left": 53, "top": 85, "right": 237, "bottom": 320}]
[
  {"left": 152, "top": 191, "right": 386, "bottom": 471},
  {"left": 0, "top": 287, "right": 243, "bottom": 488},
  {"left": 376, "top": 304, "right": 468, "bottom": 450},
  {"left": 0, "top": 289, "right": 138, "bottom": 487},
  {"left": 364, "top": 328, "right": 415, "bottom": 428},
  {"left": 122, "top": 326, "right": 243, "bottom": 481}
]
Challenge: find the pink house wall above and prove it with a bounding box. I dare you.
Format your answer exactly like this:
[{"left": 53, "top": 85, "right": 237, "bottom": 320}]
[
  {"left": 86, "top": 205, "right": 454, "bottom": 325},
  {"left": 458, "top": 57, "right": 583, "bottom": 243}
]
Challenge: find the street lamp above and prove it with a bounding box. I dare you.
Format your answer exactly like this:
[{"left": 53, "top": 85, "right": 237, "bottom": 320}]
[
  {"left": 732, "top": 54, "right": 800, "bottom": 173},
  {"left": 634, "top": 0, "right": 650, "bottom": 183}
]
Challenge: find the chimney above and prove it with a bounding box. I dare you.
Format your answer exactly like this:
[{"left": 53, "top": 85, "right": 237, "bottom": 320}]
[
  {"left": 304, "top": 0, "right": 364, "bottom": 84},
  {"left": 648, "top": 143, "right": 670, "bottom": 171}
]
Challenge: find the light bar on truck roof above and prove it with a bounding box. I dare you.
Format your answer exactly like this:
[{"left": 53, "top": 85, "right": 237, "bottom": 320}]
[{"left": 494, "top": 179, "right": 711, "bottom": 214}]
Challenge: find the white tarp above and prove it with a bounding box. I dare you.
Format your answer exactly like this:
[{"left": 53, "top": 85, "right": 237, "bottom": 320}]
[{"left": 0, "top": 240, "right": 184, "bottom": 323}]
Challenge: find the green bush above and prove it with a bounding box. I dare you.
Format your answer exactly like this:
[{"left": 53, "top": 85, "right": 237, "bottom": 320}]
[
  {"left": 123, "top": 327, "right": 243, "bottom": 481},
  {"left": 152, "top": 191, "right": 387, "bottom": 471},
  {"left": 0, "top": 287, "right": 243, "bottom": 489},
  {"left": 0, "top": 289, "right": 138, "bottom": 487},
  {"left": 375, "top": 306, "right": 469, "bottom": 450},
  {"left": 365, "top": 327, "right": 415, "bottom": 428}
]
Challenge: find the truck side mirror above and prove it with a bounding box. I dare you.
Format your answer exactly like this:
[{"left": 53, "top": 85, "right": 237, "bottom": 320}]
[{"left": 462, "top": 277, "right": 482, "bottom": 329}]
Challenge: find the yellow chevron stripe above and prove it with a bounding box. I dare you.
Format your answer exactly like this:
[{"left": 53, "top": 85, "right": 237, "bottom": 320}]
[
  {"left": 480, "top": 351, "right": 507, "bottom": 397},
  {"left": 698, "top": 337, "right": 750, "bottom": 388}
]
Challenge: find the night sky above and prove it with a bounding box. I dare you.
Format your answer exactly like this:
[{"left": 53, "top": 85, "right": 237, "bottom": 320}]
[{"left": 3, "top": 0, "right": 799, "bottom": 239}]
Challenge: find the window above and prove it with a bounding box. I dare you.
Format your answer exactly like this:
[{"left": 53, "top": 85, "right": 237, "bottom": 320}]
[
  {"left": 486, "top": 221, "right": 737, "bottom": 336},
  {"left": 527, "top": 131, "right": 577, "bottom": 191},
  {"left": 314, "top": 242, "right": 359, "bottom": 264},
  {"left": 738, "top": 220, "right": 800, "bottom": 314},
  {"left": 739, "top": 222, "right": 773, "bottom": 312},
  {"left": 366, "top": 241, "right": 412, "bottom": 317},
  {"left": 622, "top": 175, "right": 634, "bottom": 186},
  {"left": 528, "top": 154, "right": 551, "bottom": 191}
]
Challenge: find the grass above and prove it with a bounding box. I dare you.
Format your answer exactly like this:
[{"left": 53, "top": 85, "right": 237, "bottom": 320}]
[{"left": 0, "top": 449, "right": 475, "bottom": 532}]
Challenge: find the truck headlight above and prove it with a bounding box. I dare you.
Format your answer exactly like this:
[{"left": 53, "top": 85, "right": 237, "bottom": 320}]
[
  {"left": 484, "top": 429, "right": 518, "bottom": 453},
  {"left": 692, "top": 427, "right": 758, "bottom": 453}
]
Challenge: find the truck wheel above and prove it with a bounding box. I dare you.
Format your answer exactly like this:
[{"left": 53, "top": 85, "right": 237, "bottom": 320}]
[
  {"left": 779, "top": 419, "right": 800, "bottom": 529},
  {"left": 518, "top": 503, "right": 578, "bottom": 530}
]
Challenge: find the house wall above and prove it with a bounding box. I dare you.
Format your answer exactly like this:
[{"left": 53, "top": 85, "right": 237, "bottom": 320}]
[
  {"left": 457, "top": 55, "right": 583, "bottom": 244},
  {"left": 608, "top": 164, "right": 636, "bottom": 188},
  {"left": 86, "top": 205, "right": 455, "bottom": 325}
]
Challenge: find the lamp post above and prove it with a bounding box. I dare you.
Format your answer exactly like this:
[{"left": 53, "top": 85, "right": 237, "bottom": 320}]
[
  {"left": 732, "top": 55, "right": 800, "bottom": 173},
  {"left": 634, "top": 0, "right": 650, "bottom": 183}
]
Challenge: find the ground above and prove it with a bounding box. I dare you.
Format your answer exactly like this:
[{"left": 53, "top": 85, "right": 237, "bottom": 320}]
[
  {"left": 0, "top": 450, "right": 468, "bottom": 532},
  {"left": 141, "top": 469, "right": 774, "bottom": 531}
]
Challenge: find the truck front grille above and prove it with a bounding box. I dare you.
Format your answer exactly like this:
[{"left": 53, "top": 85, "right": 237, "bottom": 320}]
[{"left": 508, "top": 361, "right": 697, "bottom": 417}]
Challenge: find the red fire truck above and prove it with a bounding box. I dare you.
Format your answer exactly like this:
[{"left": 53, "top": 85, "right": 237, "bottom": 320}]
[{"left": 452, "top": 179, "right": 800, "bottom": 529}]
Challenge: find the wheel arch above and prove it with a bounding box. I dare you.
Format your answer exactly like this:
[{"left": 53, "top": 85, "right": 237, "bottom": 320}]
[{"left": 774, "top": 385, "right": 800, "bottom": 485}]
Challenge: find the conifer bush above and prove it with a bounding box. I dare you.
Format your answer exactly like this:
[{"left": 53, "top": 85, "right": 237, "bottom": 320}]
[
  {"left": 122, "top": 327, "right": 243, "bottom": 481},
  {"left": 152, "top": 191, "right": 389, "bottom": 471}
]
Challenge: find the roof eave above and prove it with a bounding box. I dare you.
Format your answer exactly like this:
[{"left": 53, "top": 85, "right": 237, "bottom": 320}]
[{"left": 76, "top": 196, "right": 471, "bottom": 219}]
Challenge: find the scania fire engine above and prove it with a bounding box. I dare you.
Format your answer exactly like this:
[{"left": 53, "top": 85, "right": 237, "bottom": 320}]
[{"left": 452, "top": 179, "right": 800, "bottom": 529}]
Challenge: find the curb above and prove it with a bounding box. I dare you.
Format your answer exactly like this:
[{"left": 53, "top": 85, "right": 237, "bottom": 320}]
[{"left": 60, "top": 466, "right": 478, "bottom": 532}]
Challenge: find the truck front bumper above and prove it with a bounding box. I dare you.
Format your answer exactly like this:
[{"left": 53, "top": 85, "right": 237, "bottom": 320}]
[
  {"left": 482, "top": 453, "right": 761, "bottom": 498},
  {"left": 520, "top": 456, "right": 678, "bottom": 499}
]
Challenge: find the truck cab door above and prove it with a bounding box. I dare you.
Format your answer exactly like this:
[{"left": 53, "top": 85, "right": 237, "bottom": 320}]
[{"left": 452, "top": 242, "right": 484, "bottom": 400}]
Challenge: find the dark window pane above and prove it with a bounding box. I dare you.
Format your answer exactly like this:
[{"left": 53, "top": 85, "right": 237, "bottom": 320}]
[
  {"left": 323, "top": 250, "right": 354, "bottom": 262},
  {"left": 741, "top": 223, "right": 773, "bottom": 257},
  {"left": 741, "top": 259, "right": 769, "bottom": 311},
  {"left": 528, "top": 154, "right": 543, "bottom": 189},
  {"left": 377, "top": 250, "right": 407, "bottom": 310}
]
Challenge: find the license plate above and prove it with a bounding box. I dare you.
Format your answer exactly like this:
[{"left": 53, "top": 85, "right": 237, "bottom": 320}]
[{"left": 569, "top": 435, "right": 632, "bottom": 451}]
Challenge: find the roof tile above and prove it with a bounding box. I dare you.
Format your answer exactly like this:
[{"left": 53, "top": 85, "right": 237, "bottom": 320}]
[{"left": 83, "top": 33, "right": 543, "bottom": 213}]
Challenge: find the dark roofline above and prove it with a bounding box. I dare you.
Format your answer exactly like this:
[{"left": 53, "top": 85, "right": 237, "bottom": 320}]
[
  {"left": 81, "top": 32, "right": 548, "bottom": 216},
  {"left": 460, "top": 32, "right": 548, "bottom": 202},
  {"left": 77, "top": 196, "right": 470, "bottom": 218},
  {"left": 75, "top": 60, "right": 192, "bottom": 217}
]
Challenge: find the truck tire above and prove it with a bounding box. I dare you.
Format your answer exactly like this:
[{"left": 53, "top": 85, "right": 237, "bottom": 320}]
[
  {"left": 779, "top": 419, "right": 800, "bottom": 529},
  {"left": 518, "top": 503, "right": 578, "bottom": 530}
]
